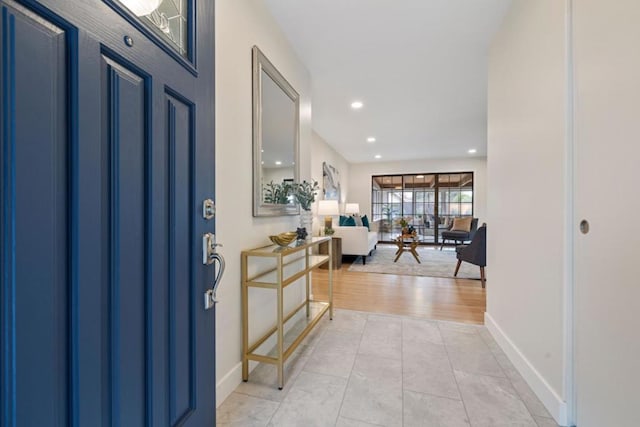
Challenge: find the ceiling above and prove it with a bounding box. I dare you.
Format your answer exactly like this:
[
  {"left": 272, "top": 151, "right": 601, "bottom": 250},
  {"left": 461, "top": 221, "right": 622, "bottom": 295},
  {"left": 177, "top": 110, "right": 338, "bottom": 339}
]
[{"left": 263, "top": 0, "right": 512, "bottom": 163}]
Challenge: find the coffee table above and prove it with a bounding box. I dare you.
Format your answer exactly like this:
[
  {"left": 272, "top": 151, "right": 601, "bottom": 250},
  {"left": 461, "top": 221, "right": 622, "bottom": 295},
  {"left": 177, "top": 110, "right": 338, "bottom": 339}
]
[{"left": 394, "top": 234, "right": 423, "bottom": 263}]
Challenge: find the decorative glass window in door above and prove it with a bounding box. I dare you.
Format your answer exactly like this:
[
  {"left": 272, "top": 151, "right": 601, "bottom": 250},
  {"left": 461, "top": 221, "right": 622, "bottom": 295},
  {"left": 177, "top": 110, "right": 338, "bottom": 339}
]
[{"left": 118, "top": 0, "right": 190, "bottom": 59}]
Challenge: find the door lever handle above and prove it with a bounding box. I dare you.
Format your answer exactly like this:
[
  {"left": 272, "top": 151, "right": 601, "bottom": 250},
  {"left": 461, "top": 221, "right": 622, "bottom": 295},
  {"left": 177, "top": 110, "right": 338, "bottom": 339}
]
[
  {"left": 203, "top": 233, "right": 222, "bottom": 265},
  {"left": 204, "top": 252, "right": 225, "bottom": 310}
]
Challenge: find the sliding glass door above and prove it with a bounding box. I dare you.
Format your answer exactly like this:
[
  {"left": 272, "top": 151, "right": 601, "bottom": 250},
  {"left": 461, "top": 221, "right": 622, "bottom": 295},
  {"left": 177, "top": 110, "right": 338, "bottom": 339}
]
[{"left": 371, "top": 172, "right": 474, "bottom": 243}]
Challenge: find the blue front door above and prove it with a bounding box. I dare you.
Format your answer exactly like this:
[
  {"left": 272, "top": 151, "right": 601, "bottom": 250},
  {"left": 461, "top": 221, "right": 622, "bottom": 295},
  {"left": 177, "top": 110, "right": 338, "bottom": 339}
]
[{"left": 0, "top": 0, "right": 216, "bottom": 425}]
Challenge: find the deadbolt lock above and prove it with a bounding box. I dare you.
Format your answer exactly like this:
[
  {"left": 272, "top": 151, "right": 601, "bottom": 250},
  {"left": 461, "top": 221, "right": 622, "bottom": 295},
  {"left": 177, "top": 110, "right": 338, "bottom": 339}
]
[{"left": 203, "top": 199, "right": 215, "bottom": 220}]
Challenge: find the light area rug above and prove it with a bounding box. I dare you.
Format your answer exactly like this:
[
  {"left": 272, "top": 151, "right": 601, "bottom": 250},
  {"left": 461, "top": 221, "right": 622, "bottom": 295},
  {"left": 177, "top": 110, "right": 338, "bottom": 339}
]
[{"left": 348, "top": 245, "right": 481, "bottom": 279}]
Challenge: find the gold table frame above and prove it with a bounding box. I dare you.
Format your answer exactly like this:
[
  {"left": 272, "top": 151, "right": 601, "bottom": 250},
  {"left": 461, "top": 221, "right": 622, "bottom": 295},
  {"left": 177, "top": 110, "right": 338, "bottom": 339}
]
[{"left": 241, "top": 237, "right": 333, "bottom": 389}]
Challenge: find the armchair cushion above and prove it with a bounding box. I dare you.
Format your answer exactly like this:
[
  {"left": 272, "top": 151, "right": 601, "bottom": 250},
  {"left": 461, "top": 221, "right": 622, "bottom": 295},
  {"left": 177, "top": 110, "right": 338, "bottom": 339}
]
[
  {"left": 440, "top": 217, "right": 479, "bottom": 249},
  {"left": 445, "top": 230, "right": 473, "bottom": 240},
  {"left": 451, "top": 217, "right": 472, "bottom": 232}
]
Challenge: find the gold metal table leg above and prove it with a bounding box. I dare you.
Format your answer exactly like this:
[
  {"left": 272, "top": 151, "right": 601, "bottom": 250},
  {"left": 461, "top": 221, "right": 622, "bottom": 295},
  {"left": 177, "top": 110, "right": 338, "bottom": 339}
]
[
  {"left": 276, "top": 256, "right": 284, "bottom": 389},
  {"left": 241, "top": 254, "right": 249, "bottom": 381},
  {"left": 329, "top": 238, "right": 333, "bottom": 320}
]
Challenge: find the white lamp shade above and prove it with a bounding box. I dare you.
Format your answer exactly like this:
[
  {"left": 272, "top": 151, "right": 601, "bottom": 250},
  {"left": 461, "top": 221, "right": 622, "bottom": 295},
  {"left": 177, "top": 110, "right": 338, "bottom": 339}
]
[
  {"left": 344, "top": 203, "right": 360, "bottom": 215},
  {"left": 121, "top": 0, "right": 162, "bottom": 16},
  {"left": 317, "top": 200, "right": 339, "bottom": 216}
]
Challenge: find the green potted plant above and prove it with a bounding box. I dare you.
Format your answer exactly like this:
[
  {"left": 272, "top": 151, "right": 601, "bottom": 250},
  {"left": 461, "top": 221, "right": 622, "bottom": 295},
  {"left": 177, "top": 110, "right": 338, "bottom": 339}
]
[
  {"left": 292, "top": 180, "right": 319, "bottom": 239},
  {"left": 292, "top": 180, "right": 319, "bottom": 211}
]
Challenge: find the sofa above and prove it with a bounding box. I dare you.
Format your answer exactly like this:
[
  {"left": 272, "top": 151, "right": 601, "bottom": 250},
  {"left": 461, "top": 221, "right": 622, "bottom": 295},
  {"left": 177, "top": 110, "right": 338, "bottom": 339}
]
[{"left": 333, "top": 223, "right": 378, "bottom": 264}]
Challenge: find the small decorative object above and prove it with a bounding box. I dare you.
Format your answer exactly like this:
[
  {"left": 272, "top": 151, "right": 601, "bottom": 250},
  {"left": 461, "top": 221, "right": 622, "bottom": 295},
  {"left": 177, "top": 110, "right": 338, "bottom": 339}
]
[
  {"left": 293, "top": 180, "right": 319, "bottom": 238},
  {"left": 396, "top": 217, "right": 411, "bottom": 235},
  {"left": 324, "top": 227, "right": 335, "bottom": 236},
  {"left": 296, "top": 227, "right": 308, "bottom": 241},
  {"left": 269, "top": 231, "right": 298, "bottom": 247},
  {"left": 298, "top": 210, "right": 314, "bottom": 239}
]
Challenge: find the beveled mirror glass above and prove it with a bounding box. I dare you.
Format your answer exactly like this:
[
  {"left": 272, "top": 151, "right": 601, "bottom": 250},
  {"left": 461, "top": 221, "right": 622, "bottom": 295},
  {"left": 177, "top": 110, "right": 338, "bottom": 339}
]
[{"left": 252, "top": 46, "right": 300, "bottom": 216}]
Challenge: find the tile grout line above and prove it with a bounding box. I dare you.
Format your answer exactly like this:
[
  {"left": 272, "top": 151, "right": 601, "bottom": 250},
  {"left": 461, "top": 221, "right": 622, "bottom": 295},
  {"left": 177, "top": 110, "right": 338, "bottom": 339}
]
[
  {"left": 263, "top": 319, "right": 332, "bottom": 426},
  {"left": 403, "top": 387, "right": 468, "bottom": 403},
  {"left": 438, "top": 322, "right": 475, "bottom": 427},
  {"left": 478, "top": 328, "right": 549, "bottom": 424},
  {"left": 334, "top": 314, "right": 367, "bottom": 426}
]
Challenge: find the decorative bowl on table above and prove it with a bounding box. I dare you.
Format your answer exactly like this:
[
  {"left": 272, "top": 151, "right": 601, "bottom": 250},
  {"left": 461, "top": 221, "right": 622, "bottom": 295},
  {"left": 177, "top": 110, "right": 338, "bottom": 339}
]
[{"left": 269, "top": 232, "right": 298, "bottom": 247}]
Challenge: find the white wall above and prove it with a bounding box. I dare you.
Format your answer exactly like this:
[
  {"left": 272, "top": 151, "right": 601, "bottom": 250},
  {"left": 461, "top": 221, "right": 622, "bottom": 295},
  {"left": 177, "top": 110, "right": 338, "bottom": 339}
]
[
  {"left": 348, "top": 157, "right": 487, "bottom": 223},
  {"left": 262, "top": 166, "right": 294, "bottom": 186},
  {"left": 487, "top": 0, "right": 568, "bottom": 423},
  {"left": 310, "top": 131, "right": 350, "bottom": 233},
  {"left": 215, "top": 0, "right": 312, "bottom": 406}
]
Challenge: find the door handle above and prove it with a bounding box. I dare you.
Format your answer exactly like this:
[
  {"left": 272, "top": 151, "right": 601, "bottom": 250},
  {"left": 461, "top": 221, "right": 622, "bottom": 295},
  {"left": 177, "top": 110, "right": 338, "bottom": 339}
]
[
  {"left": 204, "top": 253, "right": 225, "bottom": 310},
  {"left": 202, "top": 233, "right": 225, "bottom": 309},
  {"left": 203, "top": 232, "right": 222, "bottom": 265}
]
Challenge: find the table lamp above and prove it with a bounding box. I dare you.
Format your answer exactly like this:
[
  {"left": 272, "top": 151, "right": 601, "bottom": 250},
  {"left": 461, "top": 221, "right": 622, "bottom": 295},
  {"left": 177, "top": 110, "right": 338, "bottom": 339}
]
[
  {"left": 318, "top": 200, "right": 340, "bottom": 234},
  {"left": 344, "top": 203, "right": 360, "bottom": 216}
]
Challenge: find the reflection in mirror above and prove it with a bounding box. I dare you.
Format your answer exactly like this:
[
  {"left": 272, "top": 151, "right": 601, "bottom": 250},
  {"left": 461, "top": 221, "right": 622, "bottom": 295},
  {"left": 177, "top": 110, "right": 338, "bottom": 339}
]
[
  {"left": 261, "top": 70, "right": 296, "bottom": 203},
  {"left": 253, "top": 46, "right": 300, "bottom": 216}
]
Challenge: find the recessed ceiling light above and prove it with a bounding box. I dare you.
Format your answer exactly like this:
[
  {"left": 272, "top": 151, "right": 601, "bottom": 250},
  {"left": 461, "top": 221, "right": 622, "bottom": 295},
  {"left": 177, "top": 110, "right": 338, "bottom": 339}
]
[
  {"left": 367, "top": 137, "right": 376, "bottom": 143},
  {"left": 468, "top": 149, "right": 477, "bottom": 154},
  {"left": 275, "top": 161, "right": 282, "bottom": 165},
  {"left": 374, "top": 154, "right": 381, "bottom": 159},
  {"left": 351, "top": 101, "right": 363, "bottom": 109}
]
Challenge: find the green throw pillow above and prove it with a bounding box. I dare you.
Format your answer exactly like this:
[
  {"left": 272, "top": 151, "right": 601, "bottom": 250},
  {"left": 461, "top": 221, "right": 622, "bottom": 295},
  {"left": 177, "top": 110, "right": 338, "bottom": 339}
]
[
  {"left": 339, "top": 215, "right": 349, "bottom": 226},
  {"left": 344, "top": 216, "right": 356, "bottom": 226},
  {"left": 362, "top": 215, "right": 370, "bottom": 230}
]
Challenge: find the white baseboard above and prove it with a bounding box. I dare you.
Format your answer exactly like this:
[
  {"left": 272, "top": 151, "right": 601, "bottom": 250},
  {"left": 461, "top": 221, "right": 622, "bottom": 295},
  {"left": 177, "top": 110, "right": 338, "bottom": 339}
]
[
  {"left": 484, "top": 312, "right": 568, "bottom": 426},
  {"left": 216, "top": 362, "right": 243, "bottom": 408}
]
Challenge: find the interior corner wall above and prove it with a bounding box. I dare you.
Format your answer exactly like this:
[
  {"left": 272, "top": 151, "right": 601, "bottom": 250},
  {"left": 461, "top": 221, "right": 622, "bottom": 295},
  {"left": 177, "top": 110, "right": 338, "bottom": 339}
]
[
  {"left": 310, "top": 131, "right": 351, "bottom": 233},
  {"left": 348, "top": 157, "right": 487, "bottom": 223},
  {"left": 487, "top": 0, "right": 567, "bottom": 423},
  {"left": 215, "top": 0, "right": 312, "bottom": 407}
]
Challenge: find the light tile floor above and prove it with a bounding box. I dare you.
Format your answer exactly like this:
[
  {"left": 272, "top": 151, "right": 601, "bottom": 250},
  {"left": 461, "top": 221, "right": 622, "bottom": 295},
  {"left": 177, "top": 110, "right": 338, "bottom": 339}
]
[{"left": 217, "top": 309, "right": 559, "bottom": 427}]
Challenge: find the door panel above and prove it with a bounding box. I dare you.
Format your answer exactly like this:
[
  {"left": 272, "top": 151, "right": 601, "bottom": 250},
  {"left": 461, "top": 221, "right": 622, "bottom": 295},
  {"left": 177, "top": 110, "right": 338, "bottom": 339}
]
[
  {"left": 102, "top": 52, "right": 149, "bottom": 426},
  {"left": 1, "top": 3, "right": 69, "bottom": 426},
  {"left": 574, "top": 0, "right": 640, "bottom": 425},
  {"left": 166, "top": 91, "right": 196, "bottom": 424},
  {"left": 1, "top": 0, "right": 217, "bottom": 425}
]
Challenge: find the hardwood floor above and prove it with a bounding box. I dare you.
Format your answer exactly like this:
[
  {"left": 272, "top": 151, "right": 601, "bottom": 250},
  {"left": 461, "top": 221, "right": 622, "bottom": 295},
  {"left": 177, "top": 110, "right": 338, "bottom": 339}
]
[{"left": 312, "top": 257, "right": 486, "bottom": 324}]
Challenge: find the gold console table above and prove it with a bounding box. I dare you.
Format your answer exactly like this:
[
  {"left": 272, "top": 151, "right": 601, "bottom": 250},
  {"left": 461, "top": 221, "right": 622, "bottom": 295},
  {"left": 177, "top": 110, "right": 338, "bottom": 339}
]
[{"left": 241, "top": 236, "right": 334, "bottom": 389}]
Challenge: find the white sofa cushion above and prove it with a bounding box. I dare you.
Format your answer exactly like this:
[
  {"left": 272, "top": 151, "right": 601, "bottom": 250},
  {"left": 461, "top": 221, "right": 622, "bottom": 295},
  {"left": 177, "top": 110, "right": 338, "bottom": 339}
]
[{"left": 333, "top": 226, "right": 377, "bottom": 257}]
